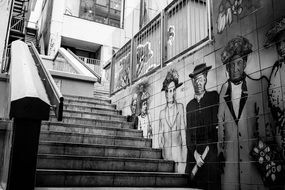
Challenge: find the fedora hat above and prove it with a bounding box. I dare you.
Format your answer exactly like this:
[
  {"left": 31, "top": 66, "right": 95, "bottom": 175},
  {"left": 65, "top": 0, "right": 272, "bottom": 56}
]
[{"left": 189, "top": 63, "right": 212, "bottom": 78}]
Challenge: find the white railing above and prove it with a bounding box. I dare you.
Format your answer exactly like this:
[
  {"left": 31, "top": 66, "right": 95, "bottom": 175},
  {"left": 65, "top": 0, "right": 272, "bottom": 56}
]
[{"left": 77, "top": 56, "right": 102, "bottom": 76}]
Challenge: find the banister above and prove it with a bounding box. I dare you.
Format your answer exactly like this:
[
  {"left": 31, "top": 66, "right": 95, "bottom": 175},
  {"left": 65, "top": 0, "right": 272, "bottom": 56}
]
[
  {"left": 67, "top": 49, "right": 102, "bottom": 83},
  {"left": 28, "top": 42, "right": 64, "bottom": 121}
]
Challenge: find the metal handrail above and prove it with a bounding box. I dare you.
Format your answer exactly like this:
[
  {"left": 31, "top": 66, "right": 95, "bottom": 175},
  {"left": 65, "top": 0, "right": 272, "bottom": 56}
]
[{"left": 29, "top": 42, "right": 63, "bottom": 121}]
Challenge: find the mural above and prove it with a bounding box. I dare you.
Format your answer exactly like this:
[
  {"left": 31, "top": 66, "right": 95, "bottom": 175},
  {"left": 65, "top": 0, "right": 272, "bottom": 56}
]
[
  {"left": 136, "top": 42, "right": 154, "bottom": 78},
  {"left": 128, "top": 81, "right": 152, "bottom": 138},
  {"left": 167, "top": 25, "right": 175, "bottom": 46},
  {"left": 217, "top": 0, "right": 260, "bottom": 34},
  {"left": 114, "top": 53, "right": 130, "bottom": 90},
  {"left": 112, "top": 2, "right": 285, "bottom": 190},
  {"left": 185, "top": 63, "right": 220, "bottom": 189},
  {"left": 159, "top": 69, "right": 186, "bottom": 166}
]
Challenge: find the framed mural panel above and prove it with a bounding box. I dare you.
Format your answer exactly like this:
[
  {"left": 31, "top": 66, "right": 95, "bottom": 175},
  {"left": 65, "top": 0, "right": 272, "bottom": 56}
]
[
  {"left": 133, "top": 14, "right": 162, "bottom": 81},
  {"left": 111, "top": 40, "right": 131, "bottom": 93}
]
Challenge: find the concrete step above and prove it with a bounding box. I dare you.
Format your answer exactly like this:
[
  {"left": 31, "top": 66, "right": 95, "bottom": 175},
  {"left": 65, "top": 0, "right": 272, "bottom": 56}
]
[
  {"left": 49, "top": 116, "right": 134, "bottom": 129},
  {"left": 57, "top": 110, "right": 126, "bottom": 122},
  {"left": 37, "top": 154, "right": 174, "bottom": 172},
  {"left": 36, "top": 169, "right": 189, "bottom": 187},
  {"left": 38, "top": 141, "right": 162, "bottom": 159},
  {"left": 39, "top": 131, "right": 151, "bottom": 148},
  {"left": 63, "top": 99, "right": 116, "bottom": 110},
  {"left": 64, "top": 95, "right": 111, "bottom": 104},
  {"left": 63, "top": 103, "right": 121, "bottom": 115},
  {"left": 41, "top": 122, "right": 142, "bottom": 138},
  {"left": 36, "top": 188, "right": 196, "bottom": 190}
]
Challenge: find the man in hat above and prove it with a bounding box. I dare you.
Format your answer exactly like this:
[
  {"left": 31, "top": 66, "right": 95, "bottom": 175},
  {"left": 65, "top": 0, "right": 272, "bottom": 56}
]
[
  {"left": 185, "top": 63, "right": 220, "bottom": 190},
  {"left": 218, "top": 36, "right": 274, "bottom": 190},
  {"left": 159, "top": 69, "right": 186, "bottom": 172}
]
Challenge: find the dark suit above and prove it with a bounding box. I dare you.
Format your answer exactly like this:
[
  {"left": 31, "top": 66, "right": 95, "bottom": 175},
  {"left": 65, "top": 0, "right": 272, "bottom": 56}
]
[{"left": 185, "top": 91, "right": 220, "bottom": 190}]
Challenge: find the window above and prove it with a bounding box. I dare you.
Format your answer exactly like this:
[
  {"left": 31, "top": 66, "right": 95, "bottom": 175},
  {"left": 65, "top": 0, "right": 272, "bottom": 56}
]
[{"left": 79, "top": 0, "right": 122, "bottom": 28}]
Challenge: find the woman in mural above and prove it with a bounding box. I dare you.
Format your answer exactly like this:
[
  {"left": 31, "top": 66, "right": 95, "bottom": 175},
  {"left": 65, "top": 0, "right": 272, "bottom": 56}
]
[
  {"left": 265, "top": 16, "right": 285, "bottom": 159},
  {"left": 137, "top": 91, "right": 152, "bottom": 138},
  {"left": 158, "top": 69, "right": 186, "bottom": 170},
  {"left": 127, "top": 93, "right": 138, "bottom": 129},
  {"left": 218, "top": 36, "right": 275, "bottom": 190}
]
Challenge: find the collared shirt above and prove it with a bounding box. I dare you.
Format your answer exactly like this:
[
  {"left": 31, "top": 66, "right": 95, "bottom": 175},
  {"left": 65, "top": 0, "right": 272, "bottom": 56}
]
[
  {"left": 194, "top": 91, "right": 206, "bottom": 103},
  {"left": 230, "top": 81, "right": 242, "bottom": 117}
]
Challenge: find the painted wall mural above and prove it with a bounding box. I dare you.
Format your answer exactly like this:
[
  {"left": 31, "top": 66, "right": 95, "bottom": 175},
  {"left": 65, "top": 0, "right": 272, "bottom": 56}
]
[
  {"left": 114, "top": 53, "right": 130, "bottom": 90},
  {"left": 127, "top": 81, "right": 152, "bottom": 138},
  {"left": 167, "top": 25, "right": 175, "bottom": 46},
  {"left": 111, "top": 1, "right": 285, "bottom": 189},
  {"left": 217, "top": 0, "right": 260, "bottom": 34},
  {"left": 185, "top": 63, "right": 220, "bottom": 189},
  {"left": 136, "top": 42, "right": 154, "bottom": 78},
  {"left": 159, "top": 69, "right": 186, "bottom": 166}
]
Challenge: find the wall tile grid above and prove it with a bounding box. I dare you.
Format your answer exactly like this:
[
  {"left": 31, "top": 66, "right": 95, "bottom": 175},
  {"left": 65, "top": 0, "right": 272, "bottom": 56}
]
[{"left": 111, "top": 0, "right": 285, "bottom": 189}]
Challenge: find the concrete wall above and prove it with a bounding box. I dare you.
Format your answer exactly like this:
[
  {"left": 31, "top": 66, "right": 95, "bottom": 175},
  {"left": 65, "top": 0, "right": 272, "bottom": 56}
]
[
  {"left": 0, "top": 0, "right": 12, "bottom": 68},
  {"left": 111, "top": 0, "right": 285, "bottom": 189}
]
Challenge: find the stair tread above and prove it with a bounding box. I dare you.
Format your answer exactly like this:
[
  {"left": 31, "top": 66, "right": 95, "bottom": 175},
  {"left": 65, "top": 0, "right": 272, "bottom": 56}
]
[
  {"left": 59, "top": 110, "right": 125, "bottom": 118},
  {"left": 53, "top": 115, "right": 132, "bottom": 125},
  {"left": 64, "top": 103, "right": 119, "bottom": 112},
  {"left": 39, "top": 141, "right": 160, "bottom": 151},
  {"left": 37, "top": 169, "right": 187, "bottom": 176},
  {"left": 64, "top": 97, "right": 112, "bottom": 105},
  {"left": 42, "top": 121, "right": 140, "bottom": 133},
  {"left": 64, "top": 94, "right": 110, "bottom": 101},
  {"left": 40, "top": 130, "right": 148, "bottom": 141},
  {"left": 35, "top": 188, "right": 194, "bottom": 190},
  {"left": 37, "top": 154, "right": 173, "bottom": 163}
]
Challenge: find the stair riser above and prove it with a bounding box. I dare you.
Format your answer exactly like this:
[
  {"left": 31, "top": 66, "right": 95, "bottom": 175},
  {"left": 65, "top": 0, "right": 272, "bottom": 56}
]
[
  {"left": 49, "top": 117, "right": 133, "bottom": 129},
  {"left": 64, "top": 97, "right": 111, "bottom": 104},
  {"left": 36, "top": 172, "right": 188, "bottom": 187},
  {"left": 37, "top": 157, "right": 174, "bottom": 172},
  {"left": 38, "top": 144, "right": 161, "bottom": 159},
  {"left": 64, "top": 100, "right": 115, "bottom": 110},
  {"left": 39, "top": 133, "right": 151, "bottom": 148},
  {"left": 61, "top": 112, "right": 126, "bottom": 122},
  {"left": 41, "top": 124, "right": 142, "bottom": 138},
  {"left": 63, "top": 105, "right": 120, "bottom": 115}
]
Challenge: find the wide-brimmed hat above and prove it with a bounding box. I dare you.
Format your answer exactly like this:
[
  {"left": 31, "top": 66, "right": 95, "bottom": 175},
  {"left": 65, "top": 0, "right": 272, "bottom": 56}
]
[
  {"left": 221, "top": 36, "right": 253, "bottom": 64},
  {"left": 189, "top": 63, "right": 212, "bottom": 78},
  {"left": 264, "top": 16, "right": 285, "bottom": 48},
  {"left": 161, "top": 69, "right": 183, "bottom": 91}
]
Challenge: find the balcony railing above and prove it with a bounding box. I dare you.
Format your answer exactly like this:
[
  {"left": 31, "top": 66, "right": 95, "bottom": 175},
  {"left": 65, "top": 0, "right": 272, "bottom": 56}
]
[
  {"left": 110, "top": 0, "right": 212, "bottom": 94},
  {"left": 77, "top": 56, "right": 102, "bottom": 77},
  {"left": 10, "top": 16, "right": 25, "bottom": 33}
]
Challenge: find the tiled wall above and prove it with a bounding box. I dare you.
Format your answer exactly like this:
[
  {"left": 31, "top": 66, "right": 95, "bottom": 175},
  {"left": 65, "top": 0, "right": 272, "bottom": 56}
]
[{"left": 111, "top": 0, "right": 285, "bottom": 189}]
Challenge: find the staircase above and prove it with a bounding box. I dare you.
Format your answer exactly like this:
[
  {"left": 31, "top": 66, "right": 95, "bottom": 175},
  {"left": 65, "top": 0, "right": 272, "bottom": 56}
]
[{"left": 36, "top": 93, "right": 189, "bottom": 188}]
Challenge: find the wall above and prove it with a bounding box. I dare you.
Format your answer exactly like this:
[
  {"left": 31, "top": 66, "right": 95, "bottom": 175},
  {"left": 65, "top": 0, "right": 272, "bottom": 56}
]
[
  {"left": 0, "top": 0, "right": 12, "bottom": 67},
  {"left": 111, "top": 0, "right": 285, "bottom": 189}
]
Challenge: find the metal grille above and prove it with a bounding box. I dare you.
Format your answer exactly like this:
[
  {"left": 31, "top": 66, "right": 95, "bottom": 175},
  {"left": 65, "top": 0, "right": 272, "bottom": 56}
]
[
  {"left": 112, "top": 40, "right": 131, "bottom": 92},
  {"left": 165, "top": 0, "right": 209, "bottom": 62},
  {"left": 133, "top": 14, "right": 161, "bottom": 80}
]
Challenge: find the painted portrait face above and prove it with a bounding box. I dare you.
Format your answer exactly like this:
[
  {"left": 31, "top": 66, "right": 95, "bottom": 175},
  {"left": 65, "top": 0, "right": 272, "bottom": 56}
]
[
  {"left": 276, "top": 31, "right": 285, "bottom": 57},
  {"left": 131, "top": 99, "right": 137, "bottom": 114},
  {"left": 141, "top": 100, "right": 147, "bottom": 114},
  {"left": 165, "top": 81, "right": 176, "bottom": 104},
  {"left": 226, "top": 55, "right": 246, "bottom": 82},
  {"left": 192, "top": 73, "right": 207, "bottom": 95}
]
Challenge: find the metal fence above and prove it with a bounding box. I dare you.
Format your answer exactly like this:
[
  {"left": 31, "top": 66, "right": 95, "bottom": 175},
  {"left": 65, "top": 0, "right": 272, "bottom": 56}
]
[
  {"left": 111, "top": 40, "right": 132, "bottom": 93},
  {"left": 110, "top": 0, "right": 211, "bottom": 94},
  {"left": 11, "top": 16, "right": 25, "bottom": 33}
]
